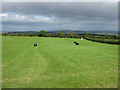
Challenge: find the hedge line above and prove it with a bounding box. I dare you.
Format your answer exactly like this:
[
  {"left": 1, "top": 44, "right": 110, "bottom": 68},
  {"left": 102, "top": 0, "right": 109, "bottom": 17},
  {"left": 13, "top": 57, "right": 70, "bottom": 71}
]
[{"left": 85, "top": 38, "right": 120, "bottom": 45}]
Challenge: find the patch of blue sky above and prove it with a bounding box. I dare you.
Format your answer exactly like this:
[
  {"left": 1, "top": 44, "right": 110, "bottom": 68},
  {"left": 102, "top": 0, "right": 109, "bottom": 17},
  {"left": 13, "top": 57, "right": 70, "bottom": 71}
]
[{"left": 35, "top": 15, "right": 51, "bottom": 18}]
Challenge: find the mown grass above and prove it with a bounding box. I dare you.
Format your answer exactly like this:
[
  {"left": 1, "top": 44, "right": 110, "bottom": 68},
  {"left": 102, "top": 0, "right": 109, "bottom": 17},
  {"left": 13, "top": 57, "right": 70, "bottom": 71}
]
[{"left": 2, "top": 36, "right": 118, "bottom": 88}]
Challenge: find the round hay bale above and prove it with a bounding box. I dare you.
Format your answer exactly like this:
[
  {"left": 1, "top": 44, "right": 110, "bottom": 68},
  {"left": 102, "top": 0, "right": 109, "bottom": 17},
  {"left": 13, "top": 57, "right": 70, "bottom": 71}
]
[{"left": 34, "top": 43, "right": 37, "bottom": 46}]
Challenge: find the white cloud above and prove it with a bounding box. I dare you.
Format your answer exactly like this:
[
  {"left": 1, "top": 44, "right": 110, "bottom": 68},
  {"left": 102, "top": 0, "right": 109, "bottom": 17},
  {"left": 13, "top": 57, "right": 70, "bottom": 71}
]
[
  {"left": 0, "top": 13, "right": 8, "bottom": 17},
  {"left": 15, "top": 15, "right": 26, "bottom": 20},
  {"left": 1, "top": 13, "right": 28, "bottom": 22},
  {"left": 41, "top": 17, "right": 50, "bottom": 21},
  {"left": 2, "top": 12, "right": 54, "bottom": 23}
]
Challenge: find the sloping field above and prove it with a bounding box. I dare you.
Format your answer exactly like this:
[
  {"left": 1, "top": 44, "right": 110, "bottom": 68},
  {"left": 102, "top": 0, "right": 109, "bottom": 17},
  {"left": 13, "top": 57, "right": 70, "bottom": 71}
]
[{"left": 2, "top": 36, "right": 118, "bottom": 88}]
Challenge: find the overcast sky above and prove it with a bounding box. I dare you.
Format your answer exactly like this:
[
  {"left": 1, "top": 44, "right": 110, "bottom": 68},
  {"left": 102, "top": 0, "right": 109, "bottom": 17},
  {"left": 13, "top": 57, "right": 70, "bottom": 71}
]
[{"left": 1, "top": 2, "right": 118, "bottom": 31}]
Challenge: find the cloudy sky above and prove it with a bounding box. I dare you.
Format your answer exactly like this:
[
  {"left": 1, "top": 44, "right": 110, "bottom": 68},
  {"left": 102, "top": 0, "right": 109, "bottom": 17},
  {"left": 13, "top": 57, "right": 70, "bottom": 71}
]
[{"left": 1, "top": 2, "right": 118, "bottom": 32}]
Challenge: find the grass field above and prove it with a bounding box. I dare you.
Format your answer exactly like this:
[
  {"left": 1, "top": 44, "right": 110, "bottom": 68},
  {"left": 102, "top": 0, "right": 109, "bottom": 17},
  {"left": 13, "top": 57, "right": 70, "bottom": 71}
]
[{"left": 2, "top": 36, "right": 118, "bottom": 88}]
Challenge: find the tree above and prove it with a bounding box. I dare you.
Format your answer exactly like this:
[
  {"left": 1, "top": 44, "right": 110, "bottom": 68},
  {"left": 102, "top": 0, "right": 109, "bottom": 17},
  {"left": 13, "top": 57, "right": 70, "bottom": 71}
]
[
  {"left": 67, "top": 30, "right": 74, "bottom": 38},
  {"left": 111, "top": 34, "right": 117, "bottom": 39},
  {"left": 73, "top": 34, "right": 79, "bottom": 38},
  {"left": 38, "top": 30, "right": 47, "bottom": 37},
  {"left": 51, "top": 34, "right": 55, "bottom": 37},
  {"left": 83, "top": 32, "right": 89, "bottom": 38},
  {"left": 18, "top": 33, "right": 22, "bottom": 36},
  {"left": 34, "top": 33, "right": 38, "bottom": 36},
  {"left": 80, "top": 35, "right": 83, "bottom": 38},
  {"left": 3, "top": 32, "right": 8, "bottom": 36},
  {"left": 15, "top": 33, "right": 22, "bottom": 36},
  {"left": 28, "top": 33, "right": 34, "bottom": 36},
  {"left": 23, "top": 33, "right": 28, "bottom": 36},
  {"left": 46, "top": 33, "right": 52, "bottom": 37},
  {"left": 57, "top": 31, "right": 65, "bottom": 38},
  {"left": 104, "top": 35, "right": 109, "bottom": 39},
  {"left": 90, "top": 34, "right": 93, "bottom": 38},
  {"left": 15, "top": 33, "right": 19, "bottom": 36},
  {"left": 118, "top": 34, "right": 120, "bottom": 39},
  {"left": 9, "top": 33, "right": 15, "bottom": 36}
]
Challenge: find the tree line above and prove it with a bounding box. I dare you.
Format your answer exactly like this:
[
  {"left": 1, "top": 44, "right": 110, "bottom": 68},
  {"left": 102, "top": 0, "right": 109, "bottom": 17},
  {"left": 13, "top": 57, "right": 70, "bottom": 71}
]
[
  {"left": 2, "top": 30, "right": 120, "bottom": 44},
  {"left": 2, "top": 30, "right": 80, "bottom": 38},
  {"left": 2, "top": 30, "right": 120, "bottom": 39}
]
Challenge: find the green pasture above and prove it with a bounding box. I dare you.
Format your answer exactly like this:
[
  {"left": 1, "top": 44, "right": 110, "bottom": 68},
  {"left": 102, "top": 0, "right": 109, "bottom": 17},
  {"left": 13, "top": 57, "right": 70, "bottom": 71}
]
[{"left": 2, "top": 36, "right": 118, "bottom": 88}]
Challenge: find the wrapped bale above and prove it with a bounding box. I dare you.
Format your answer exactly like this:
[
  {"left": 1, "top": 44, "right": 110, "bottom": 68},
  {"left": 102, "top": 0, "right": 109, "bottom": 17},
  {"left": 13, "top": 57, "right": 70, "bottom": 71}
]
[
  {"left": 76, "top": 43, "right": 79, "bottom": 45},
  {"left": 74, "top": 41, "right": 77, "bottom": 43},
  {"left": 34, "top": 43, "right": 37, "bottom": 46}
]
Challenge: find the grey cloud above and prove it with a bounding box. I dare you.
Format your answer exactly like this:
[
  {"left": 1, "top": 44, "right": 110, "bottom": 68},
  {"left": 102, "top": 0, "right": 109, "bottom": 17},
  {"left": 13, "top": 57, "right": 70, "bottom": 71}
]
[
  {"left": 2, "top": 2, "right": 118, "bottom": 31},
  {"left": 2, "top": 2, "right": 117, "bottom": 19}
]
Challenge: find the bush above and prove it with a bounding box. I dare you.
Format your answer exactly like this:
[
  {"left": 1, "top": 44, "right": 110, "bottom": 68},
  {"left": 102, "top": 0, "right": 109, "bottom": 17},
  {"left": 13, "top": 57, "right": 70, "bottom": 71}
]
[
  {"left": 23, "top": 33, "right": 28, "bottom": 36},
  {"left": 34, "top": 33, "right": 38, "bottom": 36},
  {"left": 9, "top": 33, "right": 15, "bottom": 36},
  {"left": 46, "top": 33, "right": 52, "bottom": 37},
  {"left": 3, "top": 33, "right": 8, "bottom": 36},
  {"left": 28, "top": 33, "right": 34, "bottom": 36}
]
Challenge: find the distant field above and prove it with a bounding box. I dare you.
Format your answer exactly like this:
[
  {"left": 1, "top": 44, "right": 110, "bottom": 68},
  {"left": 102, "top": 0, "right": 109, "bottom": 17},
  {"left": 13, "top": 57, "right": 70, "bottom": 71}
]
[{"left": 2, "top": 36, "right": 118, "bottom": 88}]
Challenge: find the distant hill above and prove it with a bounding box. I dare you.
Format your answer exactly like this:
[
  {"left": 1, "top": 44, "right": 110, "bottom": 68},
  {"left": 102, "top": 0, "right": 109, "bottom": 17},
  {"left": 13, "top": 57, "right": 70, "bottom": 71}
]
[
  {"left": 47, "top": 30, "right": 118, "bottom": 35},
  {"left": 3, "top": 31, "right": 39, "bottom": 34},
  {"left": 2, "top": 30, "right": 118, "bottom": 35},
  {"left": 47, "top": 30, "right": 84, "bottom": 34}
]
